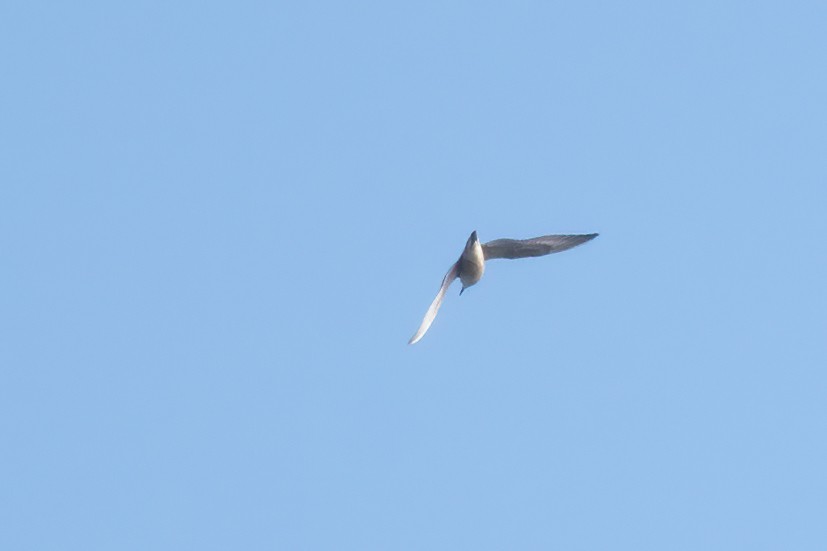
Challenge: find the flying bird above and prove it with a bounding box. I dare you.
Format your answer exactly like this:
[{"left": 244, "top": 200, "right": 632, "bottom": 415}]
[{"left": 408, "top": 231, "right": 598, "bottom": 344}]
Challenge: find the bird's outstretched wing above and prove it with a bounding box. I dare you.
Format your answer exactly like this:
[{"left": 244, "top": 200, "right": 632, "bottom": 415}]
[
  {"left": 408, "top": 261, "right": 460, "bottom": 345},
  {"left": 482, "top": 233, "right": 598, "bottom": 260}
]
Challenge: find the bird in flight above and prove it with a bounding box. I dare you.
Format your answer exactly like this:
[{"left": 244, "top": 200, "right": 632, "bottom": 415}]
[{"left": 408, "top": 231, "right": 598, "bottom": 344}]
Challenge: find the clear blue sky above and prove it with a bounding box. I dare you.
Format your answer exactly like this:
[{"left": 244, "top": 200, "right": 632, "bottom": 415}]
[{"left": 2, "top": 2, "right": 826, "bottom": 549}]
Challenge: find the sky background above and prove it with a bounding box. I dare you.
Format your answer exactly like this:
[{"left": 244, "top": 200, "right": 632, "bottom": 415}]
[{"left": 2, "top": 1, "right": 826, "bottom": 549}]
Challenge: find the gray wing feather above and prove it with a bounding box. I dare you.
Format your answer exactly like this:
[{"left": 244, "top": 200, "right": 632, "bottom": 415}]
[
  {"left": 482, "top": 233, "right": 598, "bottom": 260},
  {"left": 408, "top": 261, "right": 460, "bottom": 345}
]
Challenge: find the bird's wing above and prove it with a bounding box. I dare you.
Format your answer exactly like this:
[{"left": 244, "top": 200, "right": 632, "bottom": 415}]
[
  {"left": 482, "top": 233, "right": 598, "bottom": 260},
  {"left": 408, "top": 261, "right": 460, "bottom": 345}
]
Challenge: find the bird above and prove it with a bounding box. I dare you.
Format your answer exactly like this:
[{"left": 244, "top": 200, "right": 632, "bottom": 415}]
[{"left": 408, "top": 230, "right": 598, "bottom": 344}]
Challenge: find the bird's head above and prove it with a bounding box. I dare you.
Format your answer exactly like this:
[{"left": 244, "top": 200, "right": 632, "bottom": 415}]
[{"left": 464, "top": 230, "right": 479, "bottom": 251}]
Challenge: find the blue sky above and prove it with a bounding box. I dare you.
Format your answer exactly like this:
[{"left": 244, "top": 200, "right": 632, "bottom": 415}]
[{"left": 2, "top": 1, "right": 826, "bottom": 549}]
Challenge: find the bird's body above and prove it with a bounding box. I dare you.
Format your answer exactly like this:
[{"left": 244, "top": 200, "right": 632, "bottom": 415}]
[
  {"left": 459, "top": 232, "right": 485, "bottom": 291},
  {"left": 408, "top": 230, "right": 598, "bottom": 344}
]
